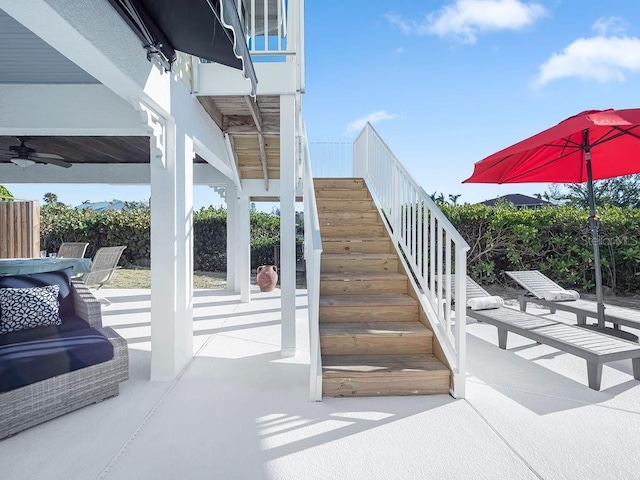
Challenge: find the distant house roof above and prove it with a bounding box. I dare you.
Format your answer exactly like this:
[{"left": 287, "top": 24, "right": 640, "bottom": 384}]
[
  {"left": 479, "top": 194, "right": 550, "bottom": 208},
  {"left": 76, "top": 200, "right": 126, "bottom": 211}
]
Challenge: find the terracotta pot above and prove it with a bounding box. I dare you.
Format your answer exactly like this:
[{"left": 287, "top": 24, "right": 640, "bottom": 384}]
[{"left": 257, "top": 265, "right": 278, "bottom": 292}]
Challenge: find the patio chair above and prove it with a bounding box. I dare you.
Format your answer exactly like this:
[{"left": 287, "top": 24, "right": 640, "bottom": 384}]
[
  {"left": 442, "top": 274, "right": 503, "bottom": 313},
  {"left": 506, "top": 270, "right": 640, "bottom": 340},
  {"left": 80, "top": 246, "right": 127, "bottom": 305},
  {"left": 57, "top": 242, "right": 89, "bottom": 259},
  {"left": 463, "top": 277, "right": 640, "bottom": 390}
]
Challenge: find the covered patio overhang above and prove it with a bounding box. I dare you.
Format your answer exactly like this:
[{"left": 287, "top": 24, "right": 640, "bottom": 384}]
[{"left": 0, "top": 0, "right": 300, "bottom": 384}]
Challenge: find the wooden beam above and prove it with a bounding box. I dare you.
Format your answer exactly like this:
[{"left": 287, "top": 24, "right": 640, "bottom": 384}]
[
  {"left": 225, "top": 123, "right": 279, "bottom": 136},
  {"left": 224, "top": 133, "right": 242, "bottom": 191},
  {"left": 244, "top": 95, "right": 269, "bottom": 190},
  {"left": 197, "top": 97, "right": 224, "bottom": 130}
]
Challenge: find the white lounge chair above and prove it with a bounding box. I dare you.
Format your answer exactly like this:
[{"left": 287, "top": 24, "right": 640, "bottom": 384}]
[
  {"left": 81, "top": 246, "right": 126, "bottom": 289},
  {"left": 463, "top": 276, "right": 640, "bottom": 390},
  {"left": 80, "top": 246, "right": 127, "bottom": 305},
  {"left": 506, "top": 270, "right": 640, "bottom": 341},
  {"left": 57, "top": 242, "right": 89, "bottom": 259}
]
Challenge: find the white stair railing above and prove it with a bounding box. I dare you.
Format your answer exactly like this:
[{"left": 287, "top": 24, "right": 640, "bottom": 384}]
[
  {"left": 301, "top": 122, "right": 323, "bottom": 401},
  {"left": 353, "top": 123, "right": 470, "bottom": 398}
]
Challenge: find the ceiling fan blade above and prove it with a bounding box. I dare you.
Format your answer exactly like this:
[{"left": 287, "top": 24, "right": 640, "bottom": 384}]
[
  {"left": 32, "top": 152, "right": 65, "bottom": 160},
  {"left": 31, "top": 157, "right": 73, "bottom": 168}
]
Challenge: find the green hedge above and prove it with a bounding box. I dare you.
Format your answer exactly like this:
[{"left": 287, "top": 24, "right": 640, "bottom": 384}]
[
  {"left": 41, "top": 205, "right": 282, "bottom": 271},
  {"left": 43, "top": 201, "right": 639, "bottom": 293},
  {"left": 441, "top": 203, "right": 640, "bottom": 294}
]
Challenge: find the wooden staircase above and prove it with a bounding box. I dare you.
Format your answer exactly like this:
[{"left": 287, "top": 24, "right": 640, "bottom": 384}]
[{"left": 315, "top": 178, "right": 451, "bottom": 397}]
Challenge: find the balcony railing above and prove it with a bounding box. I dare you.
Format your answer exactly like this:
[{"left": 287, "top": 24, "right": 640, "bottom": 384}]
[
  {"left": 240, "top": 0, "right": 288, "bottom": 54},
  {"left": 197, "top": 0, "right": 304, "bottom": 92},
  {"left": 308, "top": 142, "right": 353, "bottom": 178}
]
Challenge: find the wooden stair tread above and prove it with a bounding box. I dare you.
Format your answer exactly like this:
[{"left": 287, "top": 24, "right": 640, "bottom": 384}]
[
  {"left": 318, "top": 211, "right": 378, "bottom": 216},
  {"left": 320, "top": 272, "right": 406, "bottom": 281},
  {"left": 319, "top": 222, "right": 381, "bottom": 226},
  {"left": 320, "top": 294, "right": 418, "bottom": 306},
  {"left": 322, "top": 253, "right": 397, "bottom": 259},
  {"left": 321, "top": 237, "right": 388, "bottom": 242},
  {"left": 316, "top": 197, "right": 378, "bottom": 205},
  {"left": 321, "top": 226, "right": 386, "bottom": 236},
  {"left": 322, "top": 354, "right": 448, "bottom": 376},
  {"left": 318, "top": 216, "right": 379, "bottom": 223},
  {"left": 320, "top": 321, "right": 432, "bottom": 336}
]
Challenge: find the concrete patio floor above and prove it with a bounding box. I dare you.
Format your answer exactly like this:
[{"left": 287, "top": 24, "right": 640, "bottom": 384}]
[{"left": 2, "top": 287, "right": 640, "bottom": 480}]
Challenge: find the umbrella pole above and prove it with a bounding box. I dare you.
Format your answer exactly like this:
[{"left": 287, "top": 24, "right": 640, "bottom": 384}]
[{"left": 584, "top": 131, "right": 606, "bottom": 328}]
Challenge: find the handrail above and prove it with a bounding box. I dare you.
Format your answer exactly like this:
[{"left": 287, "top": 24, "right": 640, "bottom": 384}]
[
  {"left": 353, "top": 125, "right": 466, "bottom": 247},
  {"left": 354, "top": 123, "right": 470, "bottom": 398},
  {"left": 301, "top": 121, "right": 323, "bottom": 401}
]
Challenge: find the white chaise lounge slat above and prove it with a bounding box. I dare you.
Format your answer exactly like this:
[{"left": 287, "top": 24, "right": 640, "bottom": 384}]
[
  {"left": 464, "top": 276, "right": 491, "bottom": 300},
  {"left": 506, "top": 270, "right": 564, "bottom": 298},
  {"left": 506, "top": 270, "right": 640, "bottom": 332}
]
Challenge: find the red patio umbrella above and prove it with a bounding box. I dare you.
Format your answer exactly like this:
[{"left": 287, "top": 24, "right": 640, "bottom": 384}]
[{"left": 463, "top": 108, "right": 640, "bottom": 330}]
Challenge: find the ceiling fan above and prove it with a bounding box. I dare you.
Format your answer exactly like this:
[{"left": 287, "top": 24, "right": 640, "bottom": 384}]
[{"left": 0, "top": 137, "right": 72, "bottom": 168}]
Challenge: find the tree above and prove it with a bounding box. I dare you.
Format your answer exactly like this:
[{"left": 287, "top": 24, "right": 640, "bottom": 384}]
[
  {"left": 123, "top": 200, "right": 150, "bottom": 210},
  {"left": 0, "top": 185, "right": 12, "bottom": 202},
  {"left": 429, "top": 191, "right": 446, "bottom": 204},
  {"left": 540, "top": 174, "right": 640, "bottom": 208},
  {"left": 429, "top": 192, "right": 463, "bottom": 205},
  {"left": 43, "top": 192, "right": 62, "bottom": 206}
]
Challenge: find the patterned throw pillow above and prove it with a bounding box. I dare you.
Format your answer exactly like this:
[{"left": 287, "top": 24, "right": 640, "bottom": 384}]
[{"left": 0, "top": 285, "right": 61, "bottom": 334}]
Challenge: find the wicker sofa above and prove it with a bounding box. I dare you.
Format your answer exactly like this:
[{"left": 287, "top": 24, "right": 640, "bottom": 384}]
[{"left": 0, "top": 273, "right": 129, "bottom": 439}]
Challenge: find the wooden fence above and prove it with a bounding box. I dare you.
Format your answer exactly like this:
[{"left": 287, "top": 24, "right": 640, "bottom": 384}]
[{"left": 0, "top": 200, "right": 40, "bottom": 258}]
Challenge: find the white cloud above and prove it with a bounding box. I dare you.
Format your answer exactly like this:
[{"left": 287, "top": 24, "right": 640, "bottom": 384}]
[
  {"left": 345, "top": 111, "right": 398, "bottom": 135},
  {"left": 533, "top": 36, "right": 640, "bottom": 87},
  {"left": 386, "top": 0, "right": 546, "bottom": 44},
  {"left": 386, "top": 13, "right": 414, "bottom": 35},
  {"left": 592, "top": 16, "right": 628, "bottom": 36}
]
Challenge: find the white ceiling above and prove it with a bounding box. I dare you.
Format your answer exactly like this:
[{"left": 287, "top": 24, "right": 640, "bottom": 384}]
[{"left": 0, "top": 8, "right": 98, "bottom": 84}]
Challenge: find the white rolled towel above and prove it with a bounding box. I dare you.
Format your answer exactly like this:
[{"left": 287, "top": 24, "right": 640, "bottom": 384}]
[
  {"left": 467, "top": 296, "right": 505, "bottom": 311},
  {"left": 542, "top": 290, "right": 580, "bottom": 302}
]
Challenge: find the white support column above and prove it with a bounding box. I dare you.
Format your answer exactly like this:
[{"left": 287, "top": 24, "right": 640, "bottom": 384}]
[
  {"left": 280, "top": 94, "right": 296, "bottom": 357},
  {"left": 176, "top": 131, "right": 195, "bottom": 366},
  {"left": 233, "top": 193, "right": 242, "bottom": 293},
  {"left": 226, "top": 184, "right": 240, "bottom": 293},
  {"left": 239, "top": 195, "right": 252, "bottom": 303},
  {"left": 148, "top": 109, "right": 194, "bottom": 381}
]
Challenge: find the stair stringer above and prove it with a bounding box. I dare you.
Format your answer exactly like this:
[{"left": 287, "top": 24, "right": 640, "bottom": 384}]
[{"left": 365, "top": 184, "right": 461, "bottom": 397}]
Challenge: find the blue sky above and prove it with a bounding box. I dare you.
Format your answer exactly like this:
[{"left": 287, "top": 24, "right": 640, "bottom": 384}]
[
  {"left": 305, "top": 0, "right": 640, "bottom": 203},
  {"left": 7, "top": 0, "right": 640, "bottom": 206}
]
